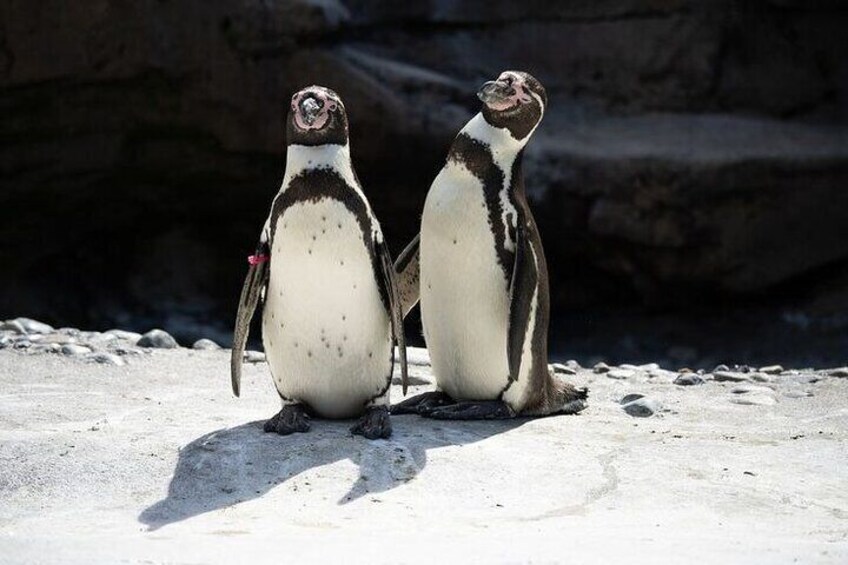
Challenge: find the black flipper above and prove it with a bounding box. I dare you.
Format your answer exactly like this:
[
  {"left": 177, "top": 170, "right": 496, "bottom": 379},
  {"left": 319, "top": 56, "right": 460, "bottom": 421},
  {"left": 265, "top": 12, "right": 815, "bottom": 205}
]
[
  {"left": 393, "top": 234, "right": 420, "bottom": 319},
  {"left": 230, "top": 241, "right": 270, "bottom": 397},
  {"left": 376, "top": 237, "right": 409, "bottom": 395},
  {"left": 507, "top": 215, "right": 538, "bottom": 381}
]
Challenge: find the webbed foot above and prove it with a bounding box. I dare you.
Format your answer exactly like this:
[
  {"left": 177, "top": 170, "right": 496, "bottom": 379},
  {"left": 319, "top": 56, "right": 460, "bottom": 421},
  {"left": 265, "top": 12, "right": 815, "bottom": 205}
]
[
  {"left": 391, "top": 391, "right": 455, "bottom": 415},
  {"left": 263, "top": 404, "right": 311, "bottom": 435},
  {"left": 350, "top": 406, "right": 392, "bottom": 439},
  {"left": 424, "top": 400, "right": 515, "bottom": 420}
]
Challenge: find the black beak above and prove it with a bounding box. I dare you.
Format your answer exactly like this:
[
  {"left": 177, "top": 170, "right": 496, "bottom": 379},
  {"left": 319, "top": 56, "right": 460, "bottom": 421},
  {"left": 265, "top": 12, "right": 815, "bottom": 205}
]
[
  {"left": 477, "top": 80, "right": 514, "bottom": 104},
  {"left": 299, "top": 95, "right": 322, "bottom": 125}
]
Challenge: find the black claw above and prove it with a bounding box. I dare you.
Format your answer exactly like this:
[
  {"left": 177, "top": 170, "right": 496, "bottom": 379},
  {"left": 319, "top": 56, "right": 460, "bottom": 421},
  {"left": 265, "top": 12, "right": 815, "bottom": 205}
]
[
  {"left": 264, "top": 404, "right": 311, "bottom": 435},
  {"left": 351, "top": 406, "right": 392, "bottom": 440},
  {"left": 391, "top": 391, "right": 455, "bottom": 415},
  {"left": 424, "top": 400, "right": 515, "bottom": 420}
]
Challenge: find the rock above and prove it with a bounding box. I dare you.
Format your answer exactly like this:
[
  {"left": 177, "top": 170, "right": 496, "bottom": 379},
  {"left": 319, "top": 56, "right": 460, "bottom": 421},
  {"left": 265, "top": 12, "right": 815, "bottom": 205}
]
[
  {"left": 243, "top": 351, "right": 266, "bottom": 363},
  {"left": 751, "top": 373, "right": 773, "bottom": 383},
  {"left": 648, "top": 368, "right": 678, "bottom": 383},
  {"left": 551, "top": 363, "right": 577, "bottom": 375},
  {"left": 566, "top": 360, "right": 581, "bottom": 370},
  {"left": 828, "top": 367, "right": 848, "bottom": 378},
  {"left": 782, "top": 389, "right": 813, "bottom": 399},
  {"left": 638, "top": 363, "right": 660, "bottom": 371},
  {"left": 13, "top": 318, "right": 54, "bottom": 334},
  {"left": 607, "top": 369, "right": 635, "bottom": 380},
  {"left": 192, "top": 338, "right": 221, "bottom": 351},
  {"left": 105, "top": 330, "right": 143, "bottom": 343},
  {"left": 731, "top": 384, "right": 774, "bottom": 395},
  {"left": 620, "top": 394, "right": 661, "bottom": 418},
  {"left": 714, "top": 364, "right": 731, "bottom": 373},
  {"left": 730, "top": 395, "right": 777, "bottom": 406},
  {"left": 759, "top": 365, "right": 784, "bottom": 375},
  {"left": 0, "top": 335, "right": 10, "bottom": 349},
  {"left": 593, "top": 362, "right": 611, "bottom": 374},
  {"left": 1, "top": 320, "right": 26, "bottom": 334},
  {"left": 112, "top": 346, "right": 143, "bottom": 356},
  {"left": 31, "top": 343, "right": 61, "bottom": 354},
  {"left": 674, "top": 374, "right": 705, "bottom": 386},
  {"left": 85, "top": 352, "right": 126, "bottom": 367},
  {"left": 137, "top": 330, "right": 179, "bottom": 349},
  {"left": 61, "top": 344, "right": 92, "bottom": 356},
  {"left": 714, "top": 371, "right": 749, "bottom": 383},
  {"left": 12, "top": 340, "right": 32, "bottom": 349}
]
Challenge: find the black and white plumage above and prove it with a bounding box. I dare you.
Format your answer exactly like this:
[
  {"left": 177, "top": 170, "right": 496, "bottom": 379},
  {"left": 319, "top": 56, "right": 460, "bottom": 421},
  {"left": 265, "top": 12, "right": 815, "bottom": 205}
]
[
  {"left": 231, "top": 86, "right": 407, "bottom": 439},
  {"left": 393, "top": 71, "right": 587, "bottom": 420}
]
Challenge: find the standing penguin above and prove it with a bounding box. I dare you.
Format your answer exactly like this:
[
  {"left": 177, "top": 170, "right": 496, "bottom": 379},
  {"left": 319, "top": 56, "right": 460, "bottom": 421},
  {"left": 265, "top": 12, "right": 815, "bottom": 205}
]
[
  {"left": 232, "top": 85, "right": 407, "bottom": 439},
  {"left": 392, "top": 71, "right": 586, "bottom": 419}
]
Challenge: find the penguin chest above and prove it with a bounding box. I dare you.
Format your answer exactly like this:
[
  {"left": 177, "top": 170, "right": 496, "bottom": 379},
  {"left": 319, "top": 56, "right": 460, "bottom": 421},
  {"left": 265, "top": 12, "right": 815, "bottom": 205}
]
[
  {"left": 262, "top": 198, "right": 392, "bottom": 418},
  {"left": 419, "top": 162, "right": 511, "bottom": 400}
]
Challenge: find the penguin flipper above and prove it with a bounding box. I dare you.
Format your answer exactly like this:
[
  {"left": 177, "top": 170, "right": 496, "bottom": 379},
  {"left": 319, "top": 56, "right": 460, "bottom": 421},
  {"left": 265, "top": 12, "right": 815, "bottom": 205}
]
[
  {"left": 507, "top": 219, "right": 537, "bottom": 382},
  {"left": 377, "top": 238, "right": 409, "bottom": 395},
  {"left": 231, "top": 243, "right": 270, "bottom": 397},
  {"left": 393, "top": 234, "right": 420, "bottom": 319}
]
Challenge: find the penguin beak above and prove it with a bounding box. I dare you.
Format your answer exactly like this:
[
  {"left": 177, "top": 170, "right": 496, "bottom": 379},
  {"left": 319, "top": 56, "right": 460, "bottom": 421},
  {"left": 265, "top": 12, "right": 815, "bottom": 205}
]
[
  {"left": 477, "top": 80, "right": 514, "bottom": 106},
  {"left": 298, "top": 96, "right": 322, "bottom": 126}
]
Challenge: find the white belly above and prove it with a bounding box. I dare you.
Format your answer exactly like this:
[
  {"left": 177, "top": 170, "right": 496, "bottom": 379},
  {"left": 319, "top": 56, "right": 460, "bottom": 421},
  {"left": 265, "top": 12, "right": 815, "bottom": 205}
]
[
  {"left": 262, "top": 199, "right": 392, "bottom": 418},
  {"left": 419, "top": 162, "right": 511, "bottom": 400}
]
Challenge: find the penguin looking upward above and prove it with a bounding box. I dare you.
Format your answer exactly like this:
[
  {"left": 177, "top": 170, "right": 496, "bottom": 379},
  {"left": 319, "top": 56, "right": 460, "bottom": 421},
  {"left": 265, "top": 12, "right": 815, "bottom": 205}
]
[
  {"left": 232, "top": 85, "right": 407, "bottom": 439},
  {"left": 392, "top": 71, "right": 586, "bottom": 419}
]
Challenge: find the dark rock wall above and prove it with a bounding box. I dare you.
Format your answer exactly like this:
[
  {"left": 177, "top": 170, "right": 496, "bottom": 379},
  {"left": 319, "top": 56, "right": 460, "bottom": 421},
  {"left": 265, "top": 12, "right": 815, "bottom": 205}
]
[{"left": 1, "top": 0, "right": 846, "bottom": 350}]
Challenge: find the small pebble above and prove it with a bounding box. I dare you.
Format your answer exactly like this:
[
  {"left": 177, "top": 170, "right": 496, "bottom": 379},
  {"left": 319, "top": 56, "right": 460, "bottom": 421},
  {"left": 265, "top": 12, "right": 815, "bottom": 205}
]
[
  {"left": 137, "top": 329, "right": 179, "bottom": 349},
  {"left": 13, "top": 340, "right": 32, "bottom": 349},
  {"left": 759, "top": 365, "right": 784, "bottom": 375},
  {"left": 1, "top": 320, "right": 26, "bottom": 334},
  {"left": 31, "top": 343, "right": 61, "bottom": 354},
  {"left": 607, "top": 368, "right": 635, "bottom": 380},
  {"left": 714, "top": 364, "right": 730, "bottom": 372},
  {"left": 105, "top": 329, "right": 142, "bottom": 343},
  {"left": 751, "top": 373, "right": 773, "bottom": 383},
  {"left": 61, "top": 344, "right": 92, "bottom": 356},
  {"left": 13, "top": 318, "right": 54, "bottom": 334},
  {"left": 674, "top": 374, "right": 705, "bottom": 386},
  {"left": 782, "top": 389, "right": 813, "bottom": 398},
  {"left": 85, "top": 352, "right": 125, "bottom": 366},
  {"left": 638, "top": 363, "right": 660, "bottom": 371},
  {"left": 730, "top": 394, "right": 776, "bottom": 406},
  {"left": 620, "top": 394, "right": 660, "bottom": 418},
  {"left": 566, "top": 359, "right": 581, "bottom": 370},
  {"left": 593, "top": 362, "right": 610, "bottom": 374},
  {"left": 731, "top": 384, "right": 774, "bottom": 395},
  {"left": 0, "top": 335, "right": 12, "bottom": 349},
  {"left": 551, "top": 363, "right": 576, "bottom": 375},
  {"left": 112, "top": 345, "right": 143, "bottom": 356},
  {"left": 714, "top": 371, "right": 749, "bottom": 383},
  {"left": 192, "top": 338, "right": 221, "bottom": 351},
  {"left": 244, "top": 350, "right": 266, "bottom": 363},
  {"left": 828, "top": 367, "right": 848, "bottom": 378}
]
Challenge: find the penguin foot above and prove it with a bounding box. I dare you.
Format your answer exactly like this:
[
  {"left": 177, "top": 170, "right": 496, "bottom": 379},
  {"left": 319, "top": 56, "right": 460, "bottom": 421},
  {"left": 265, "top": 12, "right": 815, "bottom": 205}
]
[
  {"left": 350, "top": 406, "right": 392, "bottom": 440},
  {"left": 264, "top": 404, "right": 311, "bottom": 435},
  {"left": 424, "top": 400, "right": 515, "bottom": 420},
  {"left": 391, "top": 391, "right": 455, "bottom": 415}
]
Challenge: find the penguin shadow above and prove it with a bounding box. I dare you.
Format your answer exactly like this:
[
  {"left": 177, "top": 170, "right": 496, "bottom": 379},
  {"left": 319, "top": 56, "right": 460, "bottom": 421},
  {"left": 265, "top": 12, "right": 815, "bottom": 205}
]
[{"left": 138, "top": 415, "right": 526, "bottom": 530}]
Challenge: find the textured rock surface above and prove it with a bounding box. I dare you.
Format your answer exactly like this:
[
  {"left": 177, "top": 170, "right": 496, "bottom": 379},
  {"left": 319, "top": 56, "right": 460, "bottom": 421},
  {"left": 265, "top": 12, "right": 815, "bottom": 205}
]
[
  {"left": 0, "top": 1, "right": 847, "bottom": 344},
  {"left": 1, "top": 344, "right": 847, "bottom": 563}
]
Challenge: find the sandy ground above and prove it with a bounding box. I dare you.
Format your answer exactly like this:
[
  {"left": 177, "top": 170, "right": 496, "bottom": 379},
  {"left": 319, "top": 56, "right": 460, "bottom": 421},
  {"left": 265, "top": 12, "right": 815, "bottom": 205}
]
[{"left": 1, "top": 346, "right": 847, "bottom": 564}]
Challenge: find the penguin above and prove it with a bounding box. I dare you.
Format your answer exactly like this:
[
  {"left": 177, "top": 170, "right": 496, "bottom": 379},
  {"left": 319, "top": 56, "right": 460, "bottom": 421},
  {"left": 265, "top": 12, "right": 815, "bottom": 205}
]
[
  {"left": 392, "top": 71, "right": 587, "bottom": 419},
  {"left": 231, "top": 85, "right": 407, "bottom": 439}
]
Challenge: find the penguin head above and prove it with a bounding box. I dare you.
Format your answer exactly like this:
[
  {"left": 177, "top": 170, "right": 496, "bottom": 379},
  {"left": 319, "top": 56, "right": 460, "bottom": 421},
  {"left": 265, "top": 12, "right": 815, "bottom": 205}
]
[
  {"left": 287, "top": 86, "right": 348, "bottom": 146},
  {"left": 478, "top": 71, "right": 547, "bottom": 141}
]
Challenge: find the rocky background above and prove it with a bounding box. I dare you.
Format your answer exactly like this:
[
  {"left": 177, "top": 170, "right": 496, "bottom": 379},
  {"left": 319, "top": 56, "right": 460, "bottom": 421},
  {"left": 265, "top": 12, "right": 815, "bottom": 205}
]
[{"left": 1, "top": 0, "right": 846, "bottom": 367}]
